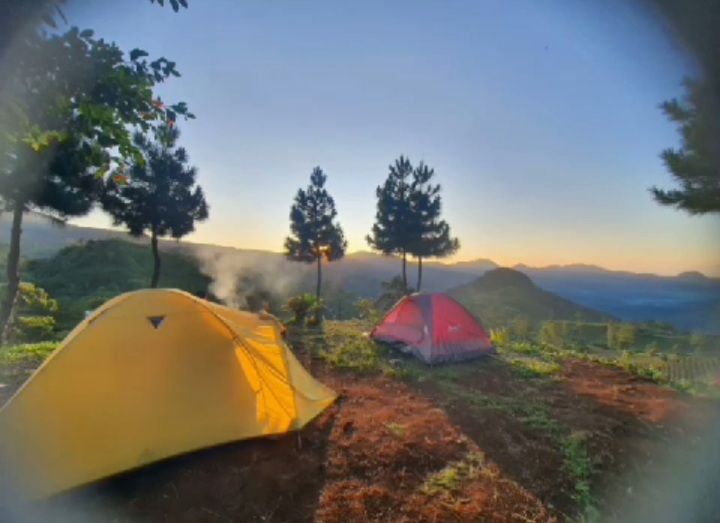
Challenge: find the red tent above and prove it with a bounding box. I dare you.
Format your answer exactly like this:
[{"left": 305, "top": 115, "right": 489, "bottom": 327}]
[{"left": 370, "top": 293, "right": 494, "bottom": 364}]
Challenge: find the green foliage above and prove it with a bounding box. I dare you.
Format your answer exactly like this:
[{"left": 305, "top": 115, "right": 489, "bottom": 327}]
[
  {"left": 319, "top": 330, "right": 386, "bottom": 373},
  {"left": 0, "top": 342, "right": 58, "bottom": 364},
  {"left": 14, "top": 316, "right": 55, "bottom": 343},
  {"left": 563, "top": 432, "right": 595, "bottom": 510},
  {"left": 407, "top": 162, "right": 459, "bottom": 291},
  {"left": 448, "top": 269, "right": 611, "bottom": 329},
  {"left": 420, "top": 452, "right": 485, "bottom": 496},
  {"left": 490, "top": 327, "right": 510, "bottom": 346},
  {"left": 0, "top": 282, "right": 58, "bottom": 343},
  {"left": 509, "top": 357, "right": 562, "bottom": 378},
  {"left": 284, "top": 294, "right": 324, "bottom": 328},
  {"left": 0, "top": 20, "right": 193, "bottom": 339},
  {"left": 650, "top": 78, "right": 720, "bottom": 215},
  {"left": 366, "top": 156, "right": 415, "bottom": 293},
  {"left": 367, "top": 156, "right": 459, "bottom": 293},
  {"left": 24, "top": 239, "right": 211, "bottom": 333},
  {"left": 101, "top": 125, "right": 208, "bottom": 288},
  {"left": 284, "top": 167, "right": 346, "bottom": 299}
]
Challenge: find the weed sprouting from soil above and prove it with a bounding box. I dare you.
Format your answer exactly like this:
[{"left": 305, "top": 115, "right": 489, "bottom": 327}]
[
  {"left": 420, "top": 451, "right": 486, "bottom": 496},
  {"left": 562, "top": 431, "right": 597, "bottom": 518}
]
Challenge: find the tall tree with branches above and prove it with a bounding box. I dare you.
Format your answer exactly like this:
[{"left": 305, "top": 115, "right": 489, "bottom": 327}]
[
  {"left": 409, "top": 162, "right": 459, "bottom": 291},
  {"left": 284, "top": 167, "right": 347, "bottom": 299},
  {"left": 0, "top": 26, "right": 191, "bottom": 342},
  {"left": 102, "top": 125, "right": 208, "bottom": 288},
  {"left": 366, "top": 156, "right": 415, "bottom": 294}
]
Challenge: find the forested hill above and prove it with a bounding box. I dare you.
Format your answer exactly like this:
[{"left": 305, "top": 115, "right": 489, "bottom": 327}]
[{"left": 448, "top": 268, "right": 614, "bottom": 327}]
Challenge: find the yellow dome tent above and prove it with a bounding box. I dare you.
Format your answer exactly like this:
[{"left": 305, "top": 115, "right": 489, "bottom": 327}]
[{"left": 0, "top": 289, "right": 336, "bottom": 503}]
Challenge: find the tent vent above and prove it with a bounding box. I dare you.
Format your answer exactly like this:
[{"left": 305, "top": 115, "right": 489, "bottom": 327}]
[{"left": 147, "top": 316, "right": 166, "bottom": 329}]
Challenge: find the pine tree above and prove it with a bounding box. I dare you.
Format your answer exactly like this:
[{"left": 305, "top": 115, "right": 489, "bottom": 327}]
[
  {"left": 650, "top": 78, "right": 720, "bottom": 214},
  {"left": 408, "top": 162, "right": 459, "bottom": 291},
  {"left": 366, "top": 156, "right": 415, "bottom": 294},
  {"left": 101, "top": 125, "right": 208, "bottom": 288},
  {"left": 284, "top": 167, "right": 347, "bottom": 299}
]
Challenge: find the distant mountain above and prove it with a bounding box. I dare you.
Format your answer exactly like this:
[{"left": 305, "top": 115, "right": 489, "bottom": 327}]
[
  {"left": 516, "top": 264, "right": 720, "bottom": 334},
  {"left": 1, "top": 216, "right": 718, "bottom": 333},
  {"left": 447, "top": 268, "right": 613, "bottom": 327}
]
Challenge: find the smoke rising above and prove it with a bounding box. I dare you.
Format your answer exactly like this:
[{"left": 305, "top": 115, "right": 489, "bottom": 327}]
[{"left": 192, "top": 247, "right": 305, "bottom": 309}]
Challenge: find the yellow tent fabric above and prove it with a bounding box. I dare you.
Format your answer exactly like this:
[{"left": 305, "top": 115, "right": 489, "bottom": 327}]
[{"left": 0, "top": 289, "right": 336, "bottom": 504}]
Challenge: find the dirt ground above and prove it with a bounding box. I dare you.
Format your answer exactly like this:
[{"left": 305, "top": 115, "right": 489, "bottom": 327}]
[{"left": 1, "top": 350, "right": 718, "bottom": 523}]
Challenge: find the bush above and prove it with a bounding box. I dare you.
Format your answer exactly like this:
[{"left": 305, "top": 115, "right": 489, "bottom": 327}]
[
  {"left": 1, "top": 282, "right": 59, "bottom": 343},
  {"left": 490, "top": 327, "right": 510, "bottom": 346},
  {"left": 14, "top": 316, "right": 56, "bottom": 343},
  {"left": 284, "top": 294, "right": 324, "bottom": 328}
]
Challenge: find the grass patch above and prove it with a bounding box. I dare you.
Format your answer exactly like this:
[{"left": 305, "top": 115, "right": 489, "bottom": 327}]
[
  {"left": 420, "top": 451, "right": 485, "bottom": 496},
  {"left": 562, "top": 431, "right": 596, "bottom": 514},
  {"left": 0, "top": 342, "right": 58, "bottom": 365},
  {"left": 509, "top": 357, "right": 562, "bottom": 378}
]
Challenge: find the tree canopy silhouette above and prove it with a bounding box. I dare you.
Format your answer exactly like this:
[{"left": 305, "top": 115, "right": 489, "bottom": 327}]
[
  {"left": 102, "top": 125, "right": 208, "bottom": 288},
  {"left": 284, "top": 167, "right": 347, "bottom": 299},
  {"left": 408, "top": 162, "right": 459, "bottom": 291},
  {"left": 649, "top": 0, "right": 720, "bottom": 215},
  {"left": 367, "top": 156, "right": 459, "bottom": 293},
  {"left": 366, "top": 156, "right": 415, "bottom": 293}
]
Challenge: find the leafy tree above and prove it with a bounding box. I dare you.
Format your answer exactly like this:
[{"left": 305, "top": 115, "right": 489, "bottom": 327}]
[
  {"left": 284, "top": 167, "right": 347, "bottom": 299},
  {"left": 101, "top": 125, "right": 208, "bottom": 288},
  {"left": 408, "top": 162, "right": 459, "bottom": 291},
  {"left": 367, "top": 156, "right": 415, "bottom": 293},
  {"left": 0, "top": 27, "right": 191, "bottom": 343},
  {"left": 284, "top": 293, "right": 323, "bottom": 327}
]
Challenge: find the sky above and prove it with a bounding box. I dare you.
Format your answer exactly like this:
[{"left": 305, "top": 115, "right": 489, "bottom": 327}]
[{"left": 65, "top": 0, "right": 720, "bottom": 276}]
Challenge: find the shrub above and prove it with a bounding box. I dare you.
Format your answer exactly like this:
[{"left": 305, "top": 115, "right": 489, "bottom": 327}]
[{"left": 284, "top": 294, "right": 321, "bottom": 326}]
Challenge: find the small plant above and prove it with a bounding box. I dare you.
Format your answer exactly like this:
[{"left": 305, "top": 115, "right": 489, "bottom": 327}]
[
  {"left": 420, "top": 452, "right": 485, "bottom": 496},
  {"left": 385, "top": 422, "right": 407, "bottom": 436},
  {"left": 563, "top": 431, "right": 596, "bottom": 511},
  {"left": 284, "top": 294, "right": 324, "bottom": 328},
  {"left": 490, "top": 327, "right": 510, "bottom": 346},
  {"left": 509, "top": 357, "right": 562, "bottom": 378}
]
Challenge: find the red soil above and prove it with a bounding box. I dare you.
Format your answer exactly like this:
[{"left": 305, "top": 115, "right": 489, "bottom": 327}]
[{"left": 1, "top": 354, "right": 716, "bottom": 523}]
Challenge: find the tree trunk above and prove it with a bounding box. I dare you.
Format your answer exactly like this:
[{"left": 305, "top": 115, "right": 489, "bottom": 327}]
[
  {"left": 416, "top": 256, "right": 423, "bottom": 292},
  {"left": 401, "top": 249, "right": 408, "bottom": 295},
  {"left": 150, "top": 231, "right": 161, "bottom": 288},
  {"left": 0, "top": 202, "right": 25, "bottom": 344},
  {"left": 316, "top": 255, "right": 322, "bottom": 299}
]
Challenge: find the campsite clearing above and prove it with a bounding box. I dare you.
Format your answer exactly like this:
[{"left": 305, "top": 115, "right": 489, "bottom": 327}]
[{"left": 0, "top": 321, "right": 718, "bottom": 523}]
